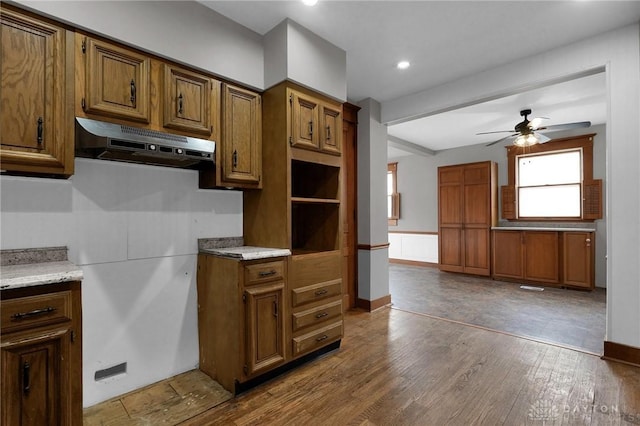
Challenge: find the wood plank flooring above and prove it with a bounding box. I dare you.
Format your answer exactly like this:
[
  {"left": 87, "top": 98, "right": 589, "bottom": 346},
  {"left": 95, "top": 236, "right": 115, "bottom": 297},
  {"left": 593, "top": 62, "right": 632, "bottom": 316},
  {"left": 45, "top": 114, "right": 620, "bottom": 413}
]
[
  {"left": 86, "top": 307, "right": 640, "bottom": 425},
  {"left": 389, "top": 264, "right": 606, "bottom": 354}
]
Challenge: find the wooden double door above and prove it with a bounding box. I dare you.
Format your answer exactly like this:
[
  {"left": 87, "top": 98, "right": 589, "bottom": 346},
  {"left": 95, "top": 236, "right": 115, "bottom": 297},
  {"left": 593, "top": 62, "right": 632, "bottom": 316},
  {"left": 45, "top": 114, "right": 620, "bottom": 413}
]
[{"left": 438, "top": 161, "right": 497, "bottom": 276}]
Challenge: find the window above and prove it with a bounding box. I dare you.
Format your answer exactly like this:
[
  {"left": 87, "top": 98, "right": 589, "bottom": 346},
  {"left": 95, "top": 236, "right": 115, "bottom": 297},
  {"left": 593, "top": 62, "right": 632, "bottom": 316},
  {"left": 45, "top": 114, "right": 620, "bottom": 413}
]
[
  {"left": 388, "top": 162, "right": 400, "bottom": 225},
  {"left": 503, "top": 134, "right": 602, "bottom": 221},
  {"left": 517, "top": 150, "right": 582, "bottom": 218}
]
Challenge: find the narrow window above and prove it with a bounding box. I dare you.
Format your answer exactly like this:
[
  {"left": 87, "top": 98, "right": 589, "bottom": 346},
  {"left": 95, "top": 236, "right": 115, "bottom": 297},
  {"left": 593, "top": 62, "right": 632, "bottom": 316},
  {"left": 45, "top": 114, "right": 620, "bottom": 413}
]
[{"left": 388, "top": 162, "right": 400, "bottom": 225}]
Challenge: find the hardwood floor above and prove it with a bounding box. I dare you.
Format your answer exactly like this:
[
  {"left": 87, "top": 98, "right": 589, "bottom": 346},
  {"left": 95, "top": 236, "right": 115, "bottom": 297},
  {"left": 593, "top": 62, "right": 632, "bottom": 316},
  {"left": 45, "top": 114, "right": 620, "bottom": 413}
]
[
  {"left": 389, "top": 264, "right": 606, "bottom": 354},
  {"left": 86, "top": 308, "right": 640, "bottom": 425}
]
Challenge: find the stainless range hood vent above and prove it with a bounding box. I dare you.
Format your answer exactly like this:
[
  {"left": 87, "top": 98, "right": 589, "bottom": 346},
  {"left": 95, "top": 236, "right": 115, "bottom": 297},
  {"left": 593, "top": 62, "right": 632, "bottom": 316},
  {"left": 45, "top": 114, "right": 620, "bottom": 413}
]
[{"left": 75, "top": 117, "right": 215, "bottom": 169}]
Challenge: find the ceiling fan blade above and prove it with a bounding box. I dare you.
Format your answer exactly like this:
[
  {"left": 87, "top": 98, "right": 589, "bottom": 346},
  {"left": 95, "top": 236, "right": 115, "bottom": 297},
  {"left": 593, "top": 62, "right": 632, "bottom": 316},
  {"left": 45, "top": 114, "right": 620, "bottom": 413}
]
[
  {"left": 537, "top": 121, "right": 591, "bottom": 133},
  {"left": 485, "top": 134, "right": 517, "bottom": 147},
  {"left": 535, "top": 133, "right": 551, "bottom": 143},
  {"left": 529, "top": 117, "right": 549, "bottom": 129},
  {"left": 476, "top": 130, "right": 514, "bottom": 135}
]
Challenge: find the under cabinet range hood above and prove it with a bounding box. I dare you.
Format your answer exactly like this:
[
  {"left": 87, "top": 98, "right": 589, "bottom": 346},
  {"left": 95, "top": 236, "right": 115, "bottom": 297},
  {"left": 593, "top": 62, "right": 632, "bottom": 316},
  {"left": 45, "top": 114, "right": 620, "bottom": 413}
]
[{"left": 75, "top": 117, "right": 215, "bottom": 169}]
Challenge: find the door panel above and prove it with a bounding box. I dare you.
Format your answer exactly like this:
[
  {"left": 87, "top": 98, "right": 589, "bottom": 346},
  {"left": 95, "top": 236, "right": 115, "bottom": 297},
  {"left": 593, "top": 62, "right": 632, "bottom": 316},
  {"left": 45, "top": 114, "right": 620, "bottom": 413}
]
[{"left": 524, "top": 231, "right": 559, "bottom": 283}]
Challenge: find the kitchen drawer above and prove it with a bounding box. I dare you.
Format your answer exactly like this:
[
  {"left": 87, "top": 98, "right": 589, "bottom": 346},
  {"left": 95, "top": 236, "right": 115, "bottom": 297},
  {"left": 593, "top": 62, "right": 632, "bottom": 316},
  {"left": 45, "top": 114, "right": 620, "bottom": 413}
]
[
  {"left": 291, "top": 279, "right": 341, "bottom": 307},
  {"left": 292, "top": 300, "right": 342, "bottom": 332},
  {"left": 289, "top": 251, "right": 341, "bottom": 289},
  {"left": 292, "top": 320, "right": 343, "bottom": 357},
  {"left": 1, "top": 290, "right": 73, "bottom": 334},
  {"left": 244, "top": 260, "right": 285, "bottom": 285}
]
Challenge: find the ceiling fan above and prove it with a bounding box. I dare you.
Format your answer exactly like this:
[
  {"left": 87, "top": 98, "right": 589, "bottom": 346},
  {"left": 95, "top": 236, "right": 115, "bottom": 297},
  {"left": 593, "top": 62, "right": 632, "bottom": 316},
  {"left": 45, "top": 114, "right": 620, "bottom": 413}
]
[{"left": 478, "top": 109, "right": 591, "bottom": 147}]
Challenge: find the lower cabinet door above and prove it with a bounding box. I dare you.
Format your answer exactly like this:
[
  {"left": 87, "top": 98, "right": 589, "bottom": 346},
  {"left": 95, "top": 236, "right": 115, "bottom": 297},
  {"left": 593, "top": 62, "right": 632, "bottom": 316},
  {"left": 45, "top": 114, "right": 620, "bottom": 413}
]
[
  {"left": 244, "top": 282, "right": 285, "bottom": 376},
  {"left": 524, "top": 231, "right": 559, "bottom": 283},
  {"left": 1, "top": 328, "right": 71, "bottom": 426}
]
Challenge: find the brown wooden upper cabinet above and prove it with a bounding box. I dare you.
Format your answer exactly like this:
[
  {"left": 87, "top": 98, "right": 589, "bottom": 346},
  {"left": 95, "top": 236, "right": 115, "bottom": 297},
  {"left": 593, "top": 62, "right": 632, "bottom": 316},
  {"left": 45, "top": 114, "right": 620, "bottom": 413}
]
[
  {"left": 200, "top": 83, "right": 263, "bottom": 189},
  {"left": 163, "top": 64, "right": 217, "bottom": 136},
  {"left": 0, "top": 7, "right": 74, "bottom": 176},
  {"left": 81, "top": 35, "right": 151, "bottom": 123},
  {"left": 438, "top": 161, "right": 498, "bottom": 276},
  {"left": 289, "top": 89, "right": 342, "bottom": 156}
]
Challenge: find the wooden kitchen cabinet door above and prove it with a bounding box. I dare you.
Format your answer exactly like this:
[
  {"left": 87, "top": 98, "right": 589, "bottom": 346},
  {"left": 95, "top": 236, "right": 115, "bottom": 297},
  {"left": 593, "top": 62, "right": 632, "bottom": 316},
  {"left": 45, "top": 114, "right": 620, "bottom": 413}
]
[
  {"left": 244, "top": 282, "right": 285, "bottom": 377},
  {"left": 163, "top": 64, "right": 217, "bottom": 135},
  {"left": 221, "top": 84, "right": 262, "bottom": 186},
  {"left": 1, "top": 329, "right": 71, "bottom": 426},
  {"left": 290, "top": 90, "right": 320, "bottom": 151},
  {"left": 524, "top": 231, "right": 559, "bottom": 283},
  {"left": 0, "top": 7, "right": 74, "bottom": 176},
  {"left": 492, "top": 230, "right": 523, "bottom": 279},
  {"left": 83, "top": 36, "right": 150, "bottom": 123},
  {"left": 563, "top": 231, "right": 595, "bottom": 289},
  {"left": 319, "top": 103, "right": 342, "bottom": 155}
]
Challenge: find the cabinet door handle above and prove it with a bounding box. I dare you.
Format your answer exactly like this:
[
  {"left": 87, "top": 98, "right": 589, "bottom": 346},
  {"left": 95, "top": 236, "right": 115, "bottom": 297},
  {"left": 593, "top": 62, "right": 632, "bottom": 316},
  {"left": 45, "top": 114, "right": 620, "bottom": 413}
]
[
  {"left": 273, "top": 301, "right": 278, "bottom": 317},
  {"left": 309, "top": 121, "right": 313, "bottom": 136},
  {"left": 232, "top": 150, "right": 238, "bottom": 169},
  {"left": 314, "top": 289, "right": 328, "bottom": 296},
  {"left": 315, "top": 312, "right": 328, "bottom": 319},
  {"left": 258, "top": 270, "right": 277, "bottom": 277},
  {"left": 178, "top": 93, "right": 183, "bottom": 115},
  {"left": 23, "top": 361, "right": 30, "bottom": 394},
  {"left": 11, "top": 306, "right": 56, "bottom": 320},
  {"left": 36, "top": 117, "right": 43, "bottom": 145},
  {"left": 326, "top": 125, "right": 331, "bottom": 140},
  {"left": 130, "top": 79, "right": 137, "bottom": 106},
  {"left": 315, "top": 334, "right": 328, "bottom": 342}
]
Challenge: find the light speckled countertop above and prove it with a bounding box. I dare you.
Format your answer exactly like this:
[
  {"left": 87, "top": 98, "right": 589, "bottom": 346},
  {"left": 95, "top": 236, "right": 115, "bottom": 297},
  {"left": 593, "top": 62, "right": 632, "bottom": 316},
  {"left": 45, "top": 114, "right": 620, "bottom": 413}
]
[
  {"left": 0, "top": 247, "right": 83, "bottom": 290},
  {"left": 200, "top": 246, "right": 291, "bottom": 260},
  {"left": 1, "top": 261, "right": 84, "bottom": 290}
]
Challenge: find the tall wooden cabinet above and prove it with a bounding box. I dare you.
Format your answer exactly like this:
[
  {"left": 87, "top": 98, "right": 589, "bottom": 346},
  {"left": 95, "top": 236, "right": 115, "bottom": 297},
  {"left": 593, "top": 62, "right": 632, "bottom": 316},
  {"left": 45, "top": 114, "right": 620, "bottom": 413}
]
[
  {"left": 244, "top": 81, "right": 344, "bottom": 361},
  {"left": 1, "top": 281, "right": 82, "bottom": 425},
  {"left": 0, "top": 6, "right": 74, "bottom": 176},
  {"left": 438, "top": 161, "right": 498, "bottom": 276}
]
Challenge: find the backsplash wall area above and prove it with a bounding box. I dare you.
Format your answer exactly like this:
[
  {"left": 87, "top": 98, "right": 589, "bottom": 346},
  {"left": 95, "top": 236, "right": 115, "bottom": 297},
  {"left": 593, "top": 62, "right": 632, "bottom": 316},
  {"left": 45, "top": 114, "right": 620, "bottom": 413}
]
[{"left": 0, "top": 158, "right": 243, "bottom": 406}]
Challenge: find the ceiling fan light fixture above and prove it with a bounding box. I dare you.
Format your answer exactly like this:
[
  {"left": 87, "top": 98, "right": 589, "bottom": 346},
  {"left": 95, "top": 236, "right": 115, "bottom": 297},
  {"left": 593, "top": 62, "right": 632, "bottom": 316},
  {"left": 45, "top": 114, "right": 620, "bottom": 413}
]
[
  {"left": 514, "top": 134, "right": 539, "bottom": 147},
  {"left": 396, "top": 60, "right": 410, "bottom": 70}
]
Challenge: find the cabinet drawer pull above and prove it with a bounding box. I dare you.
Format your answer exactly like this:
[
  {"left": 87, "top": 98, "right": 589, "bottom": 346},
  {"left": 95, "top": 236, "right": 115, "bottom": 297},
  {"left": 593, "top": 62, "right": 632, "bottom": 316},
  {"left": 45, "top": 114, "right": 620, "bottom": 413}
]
[
  {"left": 130, "top": 79, "right": 137, "bottom": 106},
  {"left": 258, "top": 270, "right": 277, "bottom": 277},
  {"left": 315, "top": 334, "right": 328, "bottom": 342},
  {"left": 11, "top": 306, "right": 56, "bottom": 320},
  {"left": 23, "top": 361, "right": 30, "bottom": 394},
  {"left": 36, "top": 117, "right": 43, "bottom": 145},
  {"left": 178, "top": 93, "right": 183, "bottom": 115},
  {"left": 315, "top": 312, "right": 328, "bottom": 319},
  {"left": 314, "top": 289, "right": 328, "bottom": 296}
]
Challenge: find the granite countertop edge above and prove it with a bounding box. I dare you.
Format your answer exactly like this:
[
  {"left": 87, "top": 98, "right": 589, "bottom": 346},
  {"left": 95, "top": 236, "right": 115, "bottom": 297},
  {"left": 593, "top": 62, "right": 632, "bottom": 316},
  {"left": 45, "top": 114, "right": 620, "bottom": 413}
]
[
  {"left": 199, "top": 246, "right": 292, "bottom": 260},
  {"left": 0, "top": 261, "right": 84, "bottom": 291}
]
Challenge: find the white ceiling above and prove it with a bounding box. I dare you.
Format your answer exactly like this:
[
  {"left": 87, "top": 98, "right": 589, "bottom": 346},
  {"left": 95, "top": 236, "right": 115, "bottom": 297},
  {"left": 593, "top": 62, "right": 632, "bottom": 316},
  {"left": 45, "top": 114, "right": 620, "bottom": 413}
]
[{"left": 199, "top": 1, "right": 640, "bottom": 153}]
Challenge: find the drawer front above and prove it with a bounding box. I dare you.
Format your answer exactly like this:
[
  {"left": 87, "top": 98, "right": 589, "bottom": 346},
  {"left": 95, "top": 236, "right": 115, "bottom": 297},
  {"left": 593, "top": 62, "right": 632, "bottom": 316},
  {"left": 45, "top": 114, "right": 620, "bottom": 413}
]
[
  {"left": 292, "top": 300, "right": 342, "bottom": 332},
  {"left": 289, "top": 251, "right": 341, "bottom": 289},
  {"left": 1, "top": 291, "right": 72, "bottom": 334},
  {"left": 291, "top": 279, "right": 341, "bottom": 308},
  {"left": 292, "top": 320, "right": 343, "bottom": 357},
  {"left": 244, "top": 260, "right": 285, "bottom": 285}
]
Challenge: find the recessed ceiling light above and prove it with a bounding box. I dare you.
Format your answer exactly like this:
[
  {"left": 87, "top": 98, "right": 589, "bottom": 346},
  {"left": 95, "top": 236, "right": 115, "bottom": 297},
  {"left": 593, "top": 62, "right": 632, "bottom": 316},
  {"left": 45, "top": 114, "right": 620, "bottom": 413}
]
[
  {"left": 302, "top": 0, "right": 318, "bottom": 6},
  {"left": 397, "top": 61, "right": 410, "bottom": 70}
]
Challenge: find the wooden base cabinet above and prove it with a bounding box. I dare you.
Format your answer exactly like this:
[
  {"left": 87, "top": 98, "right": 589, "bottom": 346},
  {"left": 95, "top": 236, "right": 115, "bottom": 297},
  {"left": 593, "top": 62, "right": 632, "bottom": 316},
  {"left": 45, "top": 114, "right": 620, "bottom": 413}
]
[
  {"left": 1, "top": 282, "right": 82, "bottom": 425},
  {"left": 197, "top": 255, "right": 286, "bottom": 394},
  {"left": 493, "top": 229, "right": 595, "bottom": 289}
]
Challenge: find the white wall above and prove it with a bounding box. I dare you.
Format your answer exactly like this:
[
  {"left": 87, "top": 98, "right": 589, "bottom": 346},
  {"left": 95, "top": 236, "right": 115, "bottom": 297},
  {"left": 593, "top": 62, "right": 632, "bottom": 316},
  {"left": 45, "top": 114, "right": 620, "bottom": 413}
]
[
  {"left": 0, "top": 159, "right": 243, "bottom": 406},
  {"left": 14, "top": 0, "right": 264, "bottom": 90},
  {"left": 264, "top": 19, "right": 347, "bottom": 101},
  {"left": 388, "top": 233, "right": 438, "bottom": 264},
  {"left": 383, "top": 24, "right": 640, "bottom": 348}
]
